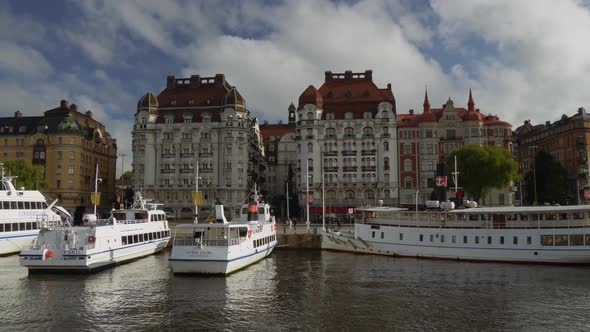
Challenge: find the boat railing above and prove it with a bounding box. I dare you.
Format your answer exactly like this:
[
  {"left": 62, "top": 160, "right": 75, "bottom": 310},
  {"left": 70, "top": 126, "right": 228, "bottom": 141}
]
[
  {"left": 27, "top": 242, "right": 96, "bottom": 251},
  {"left": 366, "top": 216, "right": 590, "bottom": 229},
  {"left": 37, "top": 215, "right": 65, "bottom": 229},
  {"left": 115, "top": 218, "right": 149, "bottom": 225}
]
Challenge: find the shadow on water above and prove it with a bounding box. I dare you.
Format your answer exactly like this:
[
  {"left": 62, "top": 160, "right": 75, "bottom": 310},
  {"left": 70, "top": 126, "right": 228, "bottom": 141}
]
[{"left": 2, "top": 250, "right": 590, "bottom": 331}]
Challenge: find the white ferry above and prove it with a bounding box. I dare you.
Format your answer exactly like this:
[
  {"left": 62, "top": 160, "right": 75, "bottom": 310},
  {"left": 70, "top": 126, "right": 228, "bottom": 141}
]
[
  {"left": 169, "top": 186, "right": 277, "bottom": 275},
  {"left": 0, "top": 163, "right": 67, "bottom": 256},
  {"left": 19, "top": 191, "right": 171, "bottom": 272},
  {"left": 321, "top": 203, "right": 590, "bottom": 264}
]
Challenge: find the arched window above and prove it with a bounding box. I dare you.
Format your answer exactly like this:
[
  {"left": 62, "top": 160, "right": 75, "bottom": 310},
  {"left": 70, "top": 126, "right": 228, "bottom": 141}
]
[
  {"left": 384, "top": 157, "right": 390, "bottom": 169},
  {"left": 365, "top": 190, "right": 374, "bottom": 199},
  {"left": 307, "top": 158, "right": 313, "bottom": 170},
  {"left": 384, "top": 142, "right": 389, "bottom": 151},
  {"left": 325, "top": 128, "right": 336, "bottom": 137},
  {"left": 307, "top": 112, "right": 314, "bottom": 120},
  {"left": 384, "top": 190, "right": 390, "bottom": 198},
  {"left": 344, "top": 127, "right": 354, "bottom": 138},
  {"left": 307, "top": 143, "right": 313, "bottom": 153},
  {"left": 297, "top": 144, "right": 301, "bottom": 153},
  {"left": 362, "top": 127, "right": 373, "bottom": 137},
  {"left": 346, "top": 190, "right": 355, "bottom": 199},
  {"left": 384, "top": 173, "right": 390, "bottom": 183}
]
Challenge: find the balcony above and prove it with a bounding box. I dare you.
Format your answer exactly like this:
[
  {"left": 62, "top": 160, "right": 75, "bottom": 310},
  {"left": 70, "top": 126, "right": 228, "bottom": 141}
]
[
  {"left": 180, "top": 169, "right": 194, "bottom": 174},
  {"left": 161, "top": 154, "right": 175, "bottom": 159},
  {"left": 343, "top": 134, "right": 355, "bottom": 138},
  {"left": 361, "top": 166, "right": 376, "bottom": 172},
  {"left": 362, "top": 134, "right": 374, "bottom": 138},
  {"left": 161, "top": 169, "right": 175, "bottom": 174},
  {"left": 199, "top": 152, "right": 213, "bottom": 157},
  {"left": 382, "top": 133, "right": 391, "bottom": 138},
  {"left": 325, "top": 134, "right": 336, "bottom": 139},
  {"left": 361, "top": 149, "right": 376, "bottom": 156},
  {"left": 381, "top": 118, "right": 390, "bottom": 123},
  {"left": 180, "top": 153, "right": 194, "bottom": 158},
  {"left": 306, "top": 135, "right": 315, "bottom": 139},
  {"left": 342, "top": 150, "right": 357, "bottom": 156},
  {"left": 323, "top": 166, "right": 338, "bottom": 172},
  {"left": 200, "top": 168, "right": 213, "bottom": 173},
  {"left": 323, "top": 151, "right": 338, "bottom": 156},
  {"left": 343, "top": 166, "right": 357, "bottom": 172},
  {"left": 181, "top": 138, "right": 192, "bottom": 143},
  {"left": 162, "top": 138, "right": 173, "bottom": 143},
  {"left": 294, "top": 135, "right": 302, "bottom": 140}
]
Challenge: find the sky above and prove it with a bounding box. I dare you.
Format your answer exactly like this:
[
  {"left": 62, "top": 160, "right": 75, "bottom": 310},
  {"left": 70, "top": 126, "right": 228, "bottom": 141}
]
[{"left": 2, "top": 0, "right": 590, "bottom": 176}]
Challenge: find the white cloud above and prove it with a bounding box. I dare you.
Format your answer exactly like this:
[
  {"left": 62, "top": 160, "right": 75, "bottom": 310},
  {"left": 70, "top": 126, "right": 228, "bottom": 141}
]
[{"left": 0, "top": 42, "right": 53, "bottom": 77}]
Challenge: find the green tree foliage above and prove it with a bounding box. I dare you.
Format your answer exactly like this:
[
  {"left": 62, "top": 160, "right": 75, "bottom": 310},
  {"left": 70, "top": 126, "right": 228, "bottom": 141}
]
[
  {"left": 2, "top": 159, "right": 49, "bottom": 190},
  {"left": 448, "top": 145, "right": 519, "bottom": 200},
  {"left": 524, "top": 151, "right": 574, "bottom": 205},
  {"left": 120, "top": 171, "right": 133, "bottom": 183}
]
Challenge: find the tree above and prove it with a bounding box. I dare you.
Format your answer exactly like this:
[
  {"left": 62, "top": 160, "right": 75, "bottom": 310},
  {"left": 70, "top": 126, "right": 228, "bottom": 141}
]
[
  {"left": 447, "top": 145, "right": 519, "bottom": 201},
  {"left": 2, "top": 159, "right": 49, "bottom": 190},
  {"left": 524, "top": 150, "right": 574, "bottom": 205},
  {"left": 120, "top": 171, "right": 133, "bottom": 183}
]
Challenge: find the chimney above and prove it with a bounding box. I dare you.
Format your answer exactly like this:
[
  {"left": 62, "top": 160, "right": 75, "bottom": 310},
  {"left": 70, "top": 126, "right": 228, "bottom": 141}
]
[
  {"left": 365, "top": 70, "right": 373, "bottom": 80},
  {"left": 324, "top": 71, "right": 333, "bottom": 82},
  {"left": 579, "top": 107, "right": 586, "bottom": 115},
  {"left": 344, "top": 70, "right": 353, "bottom": 79},
  {"left": 545, "top": 121, "right": 551, "bottom": 126},
  {"left": 167, "top": 75, "right": 176, "bottom": 89},
  {"left": 14, "top": 110, "right": 22, "bottom": 118},
  {"left": 214, "top": 74, "right": 225, "bottom": 87},
  {"left": 387, "top": 83, "right": 391, "bottom": 90},
  {"left": 190, "top": 75, "right": 201, "bottom": 88},
  {"left": 409, "top": 109, "right": 414, "bottom": 115},
  {"left": 70, "top": 104, "right": 78, "bottom": 112},
  {"left": 86, "top": 110, "right": 93, "bottom": 118},
  {"left": 60, "top": 99, "right": 69, "bottom": 108}
]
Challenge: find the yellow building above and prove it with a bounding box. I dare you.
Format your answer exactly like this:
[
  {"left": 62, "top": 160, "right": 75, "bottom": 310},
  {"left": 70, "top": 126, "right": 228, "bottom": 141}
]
[{"left": 0, "top": 100, "right": 117, "bottom": 220}]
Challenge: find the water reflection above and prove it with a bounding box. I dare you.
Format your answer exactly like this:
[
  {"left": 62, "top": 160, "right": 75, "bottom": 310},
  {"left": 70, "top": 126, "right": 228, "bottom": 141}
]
[{"left": 1, "top": 250, "right": 590, "bottom": 330}]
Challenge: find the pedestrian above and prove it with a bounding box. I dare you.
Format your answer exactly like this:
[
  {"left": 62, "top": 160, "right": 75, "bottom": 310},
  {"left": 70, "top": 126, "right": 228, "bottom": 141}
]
[
  {"left": 337, "top": 218, "right": 341, "bottom": 230},
  {"left": 293, "top": 218, "right": 297, "bottom": 231}
]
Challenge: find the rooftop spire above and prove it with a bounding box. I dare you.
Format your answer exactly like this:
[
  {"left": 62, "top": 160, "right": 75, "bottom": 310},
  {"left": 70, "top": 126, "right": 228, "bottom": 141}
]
[
  {"left": 468, "top": 88, "right": 475, "bottom": 111},
  {"left": 423, "top": 87, "right": 431, "bottom": 113}
]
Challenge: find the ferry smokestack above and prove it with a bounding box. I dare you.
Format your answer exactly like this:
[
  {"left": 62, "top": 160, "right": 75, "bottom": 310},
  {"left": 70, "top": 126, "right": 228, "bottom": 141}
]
[{"left": 435, "top": 163, "right": 447, "bottom": 202}]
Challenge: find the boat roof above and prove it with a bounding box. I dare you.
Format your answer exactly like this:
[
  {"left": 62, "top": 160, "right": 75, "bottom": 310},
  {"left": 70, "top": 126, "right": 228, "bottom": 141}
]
[
  {"left": 359, "top": 205, "right": 590, "bottom": 214},
  {"left": 175, "top": 223, "right": 249, "bottom": 229}
]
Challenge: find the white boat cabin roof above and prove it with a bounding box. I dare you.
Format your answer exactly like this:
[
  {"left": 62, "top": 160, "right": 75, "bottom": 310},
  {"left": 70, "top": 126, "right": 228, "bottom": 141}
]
[{"left": 359, "top": 205, "right": 590, "bottom": 214}]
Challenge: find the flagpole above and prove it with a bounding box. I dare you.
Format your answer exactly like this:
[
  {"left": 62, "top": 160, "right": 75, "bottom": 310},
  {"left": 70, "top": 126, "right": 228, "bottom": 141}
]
[
  {"left": 306, "top": 159, "right": 310, "bottom": 232},
  {"left": 194, "top": 164, "right": 201, "bottom": 224}
]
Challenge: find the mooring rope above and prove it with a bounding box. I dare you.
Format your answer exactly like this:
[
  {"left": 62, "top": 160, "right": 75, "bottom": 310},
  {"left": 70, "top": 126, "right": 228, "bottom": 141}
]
[{"left": 275, "top": 234, "right": 320, "bottom": 247}]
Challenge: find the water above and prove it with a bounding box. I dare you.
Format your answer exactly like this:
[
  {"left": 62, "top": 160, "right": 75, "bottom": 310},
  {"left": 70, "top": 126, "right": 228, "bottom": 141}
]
[{"left": 1, "top": 250, "right": 590, "bottom": 331}]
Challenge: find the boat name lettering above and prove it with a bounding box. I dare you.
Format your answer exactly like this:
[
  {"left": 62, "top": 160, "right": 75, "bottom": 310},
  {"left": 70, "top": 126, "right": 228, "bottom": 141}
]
[
  {"left": 65, "top": 249, "right": 84, "bottom": 255},
  {"left": 18, "top": 211, "right": 43, "bottom": 217},
  {"left": 187, "top": 250, "right": 211, "bottom": 257}
]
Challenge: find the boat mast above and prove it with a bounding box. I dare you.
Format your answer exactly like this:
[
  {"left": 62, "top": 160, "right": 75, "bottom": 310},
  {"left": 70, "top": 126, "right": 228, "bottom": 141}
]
[
  {"left": 452, "top": 155, "right": 459, "bottom": 194},
  {"left": 286, "top": 181, "right": 290, "bottom": 221},
  {"left": 194, "top": 164, "right": 201, "bottom": 224},
  {"left": 93, "top": 163, "right": 99, "bottom": 216},
  {"left": 306, "top": 159, "right": 310, "bottom": 231}
]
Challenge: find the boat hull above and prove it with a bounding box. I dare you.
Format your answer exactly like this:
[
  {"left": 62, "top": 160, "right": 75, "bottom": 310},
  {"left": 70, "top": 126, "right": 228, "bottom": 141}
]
[
  {"left": 20, "top": 238, "right": 169, "bottom": 273},
  {"left": 320, "top": 226, "right": 590, "bottom": 264},
  {"left": 0, "top": 231, "right": 39, "bottom": 256},
  {"left": 170, "top": 245, "right": 276, "bottom": 275}
]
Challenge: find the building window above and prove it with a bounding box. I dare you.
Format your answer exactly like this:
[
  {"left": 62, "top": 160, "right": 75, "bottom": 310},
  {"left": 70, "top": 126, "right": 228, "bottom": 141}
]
[
  {"left": 404, "top": 177, "right": 412, "bottom": 189},
  {"left": 404, "top": 159, "right": 412, "bottom": 172},
  {"left": 307, "top": 143, "right": 313, "bottom": 153},
  {"left": 404, "top": 144, "right": 411, "bottom": 155},
  {"left": 69, "top": 151, "right": 75, "bottom": 160},
  {"left": 68, "top": 180, "right": 74, "bottom": 189},
  {"left": 165, "top": 115, "right": 174, "bottom": 124},
  {"left": 68, "top": 165, "right": 74, "bottom": 175}
]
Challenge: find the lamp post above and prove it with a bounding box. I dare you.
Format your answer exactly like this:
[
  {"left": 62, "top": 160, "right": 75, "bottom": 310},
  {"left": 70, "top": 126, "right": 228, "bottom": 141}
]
[
  {"left": 306, "top": 159, "right": 310, "bottom": 232},
  {"left": 321, "top": 145, "right": 325, "bottom": 231},
  {"left": 529, "top": 146, "right": 538, "bottom": 206},
  {"left": 119, "top": 153, "right": 126, "bottom": 208}
]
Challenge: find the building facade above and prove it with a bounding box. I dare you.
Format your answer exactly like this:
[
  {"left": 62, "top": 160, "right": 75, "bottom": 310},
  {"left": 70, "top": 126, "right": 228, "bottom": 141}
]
[
  {"left": 515, "top": 107, "right": 590, "bottom": 205},
  {"left": 0, "top": 100, "right": 117, "bottom": 219},
  {"left": 260, "top": 109, "right": 298, "bottom": 219},
  {"left": 396, "top": 90, "right": 514, "bottom": 207},
  {"left": 293, "top": 70, "right": 399, "bottom": 220},
  {"left": 132, "top": 74, "right": 265, "bottom": 219}
]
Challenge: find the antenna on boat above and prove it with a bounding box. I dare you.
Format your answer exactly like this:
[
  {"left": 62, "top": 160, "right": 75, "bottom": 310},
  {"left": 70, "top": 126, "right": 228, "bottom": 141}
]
[{"left": 452, "top": 155, "right": 459, "bottom": 195}]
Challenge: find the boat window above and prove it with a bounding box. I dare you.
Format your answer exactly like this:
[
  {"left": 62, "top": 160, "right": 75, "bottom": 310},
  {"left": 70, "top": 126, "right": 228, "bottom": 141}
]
[
  {"left": 475, "top": 236, "right": 480, "bottom": 244},
  {"left": 5, "top": 224, "right": 10, "bottom": 232},
  {"left": 135, "top": 212, "right": 148, "bottom": 220},
  {"left": 419, "top": 234, "right": 423, "bottom": 242},
  {"left": 399, "top": 233, "right": 403, "bottom": 241},
  {"left": 431, "top": 214, "right": 437, "bottom": 221},
  {"left": 0, "top": 224, "right": 3, "bottom": 232},
  {"left": 573, "top": 212, "right": 584, "bottom": 220},
  {"left": 570, "top": 235, "right": 583, "bottom": 246},
  {"left": 372, "top": 231, "right": 375, "bottom": 238},
  {"left": 500, "top": 236, "right": 504, "bottom": 244},
  {"left": 11, "top": 202, "right": 17, "bottom": 209},
  {"left": 140, "top": 234, "right": 145, "bottom": 242},
  {"left": 113, "top": 213, "right": 126, "bottom": 221},
  {"left": 586, "top": 234, "right": 590, "bottom": 245},
  {"left": 430, "top": 234, "right": 434, "bottom": 242},
  {"left": 541, "top": 235, "right": 554, "bottom": 246},
  {"left": 380, "top": 232, "right": 384, "bottom": 239},
  {"left": 527, "top": 236, "right": 532, "bottom": 245},
  {"left": 555, "top": 235, "right": 568, "bottom": 246},
  {"left": 26, "top": 222, "right": 32, "bottom": 230},
  {"left": 23, "top": 201, "right": 29, "bottom": 209},
  {"left": 463, "top": 236, "right": 468, "bottom": 244},
  {"left": 559, "top": 213, "right": 569, "bottom": 220},
  {"left": 487, "top": 236, "right": 492, "bottom": 244},
  {"left": 440, "top": 235, "right": 445, "bottom": 243},
  {"left": 239, "top": 227, "right": 248, "bottom": 238},
  {"left": 2, "top": 201, "right": 8, "bottom": 209},
  {"left": 507, "top": 214, "right": 516, "bottom": 221},
  {"left": 513, "top": 236, "right": 518, "bottom": 245},
  {"left": 42, "top": 202, "right": 47, "bottom": 209},
  {"left": 133, "top": 235, "right": 139, "bottom": 243},
  {"left": 469, "top": 214, "right": 479, "bottom": 221},
  {"left": 149, "top": 233, "right": 153, "bottom": 241},
  {"left": 451, "top": 235, "right": 456, "bottom": 243},
  {"left": 546, "top": 213, "right": 557, "bottom": 221},
  {"left": 519, "top": 214, "right": 528, "bottom": 221}
]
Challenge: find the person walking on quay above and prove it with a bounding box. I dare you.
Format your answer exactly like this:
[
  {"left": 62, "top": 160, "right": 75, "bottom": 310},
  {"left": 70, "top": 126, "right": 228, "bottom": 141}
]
[{"left": 337, "top": 218, "right": 341, "bottom": 231}]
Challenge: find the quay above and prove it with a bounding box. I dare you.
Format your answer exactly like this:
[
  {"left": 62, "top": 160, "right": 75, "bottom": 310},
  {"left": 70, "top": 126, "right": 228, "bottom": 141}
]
[{"left": 168, "top": 219, "right": 354, "bottom": 250}]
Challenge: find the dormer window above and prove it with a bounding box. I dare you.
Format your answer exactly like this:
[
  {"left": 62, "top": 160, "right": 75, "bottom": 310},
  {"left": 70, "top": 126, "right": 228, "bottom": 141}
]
[
  {"left": 183, "top": 113, "right": 193, "bottom": 124},
  {"left": 164, "top": 115, "right": 174, "bottom": 124},
  {"left": 171, "top": 100, "right": 177, "bottom": 105},
  {"left": 202, "top": 112, "right": 211, "bottom": 123},
  {"left": 307, "top": 112, "right": 314, "bottom": 120},
  {"left": 363, "top": 112, "right": 372, "bottom": 119},
  {"left": 188, "top": 99, "right": 195, "bottom": 105},
  {"left": 345, "top": 112, "right": 353, "bottom": 120}
]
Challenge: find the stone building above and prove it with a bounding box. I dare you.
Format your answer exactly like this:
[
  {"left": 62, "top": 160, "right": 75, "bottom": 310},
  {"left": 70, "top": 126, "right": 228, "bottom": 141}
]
[
  {"left": 0, "top": 100, "right": 117, "bottom": 219},
  {"left": 132, "top": 74, "right": 265, "bottom": 219},
  {"left": 293, "top": 70, "right": 399, "bottom": 221},
  {"left": 515, "top": 107, "right": 590, "bottom": 205},
  {"left": 396, "top": 90, "right": 514, "bottom": 207}
]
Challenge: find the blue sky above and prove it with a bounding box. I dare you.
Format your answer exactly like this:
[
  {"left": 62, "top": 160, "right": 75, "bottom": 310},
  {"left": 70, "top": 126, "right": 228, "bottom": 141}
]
[{"left": 2, "top": 0, "right": 590, "bottom": 174}]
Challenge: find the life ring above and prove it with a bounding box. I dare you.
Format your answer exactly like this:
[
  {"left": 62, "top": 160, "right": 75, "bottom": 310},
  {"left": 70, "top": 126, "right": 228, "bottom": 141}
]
[
  {"left": 247, "top": 230, "right": 252, "bottom": 238},
  {"left": 88, "top": 235, "right": 96, "bottom": 243}
]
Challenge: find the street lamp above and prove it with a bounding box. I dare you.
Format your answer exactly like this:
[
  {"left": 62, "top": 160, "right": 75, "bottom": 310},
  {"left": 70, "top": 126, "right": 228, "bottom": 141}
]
[
  {"left": 119, "top": 153, "right": 127, "bottom": 208},
  {"left": 529, "top": 146, "right": 538, "bottom": 206}
]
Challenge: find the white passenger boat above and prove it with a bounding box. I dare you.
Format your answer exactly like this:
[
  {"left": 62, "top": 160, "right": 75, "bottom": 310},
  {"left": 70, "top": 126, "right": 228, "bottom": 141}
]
[
  {"left": 0, "top": 163, "right": 68, "bottom": 256},
  {"left": 169, "top": 185, "right": 277, "bottom": 275},
  {"left": 321, "top": 203, "right": 590, "bottom": 264},
  {"left": 19, "top": 191, "right": 171, "bottom": 272}
]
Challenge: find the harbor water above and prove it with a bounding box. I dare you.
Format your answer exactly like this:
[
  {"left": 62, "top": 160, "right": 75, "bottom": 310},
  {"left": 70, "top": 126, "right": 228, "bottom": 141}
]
[{"left": 1, "top": 249, "right": 590, "bottom": 331}]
